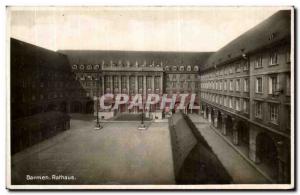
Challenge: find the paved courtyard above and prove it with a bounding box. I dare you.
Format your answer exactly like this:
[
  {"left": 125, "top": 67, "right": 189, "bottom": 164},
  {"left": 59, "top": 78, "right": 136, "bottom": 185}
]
[{"left": 11, "top": 117, "right": 175, "bottom": 185}]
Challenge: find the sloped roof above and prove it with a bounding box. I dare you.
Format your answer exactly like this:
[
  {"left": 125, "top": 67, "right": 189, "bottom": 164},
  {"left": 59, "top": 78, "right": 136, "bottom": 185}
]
[
  {"left": 11, "top": 38, "right": 70, "bottom": 71},
  {"left": 58, "top": 50, "right": 213, "bottom": 67},
  {"left": 204, "top": 10, "right": 291, "bottom": 70}
]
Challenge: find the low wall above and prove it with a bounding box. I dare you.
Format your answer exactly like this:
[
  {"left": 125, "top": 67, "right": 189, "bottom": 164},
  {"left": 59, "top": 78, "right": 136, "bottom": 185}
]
[{"left": 168, "top": 113, "right": 232, "bottom": 184}]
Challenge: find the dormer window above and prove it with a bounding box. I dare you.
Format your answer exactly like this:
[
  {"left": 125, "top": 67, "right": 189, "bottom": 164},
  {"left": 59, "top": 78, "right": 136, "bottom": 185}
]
[
  {"left": 79, "top": 65, "right": 85, "bottom": 70},
  {"left": 180, "top": 66, "right": 185, "bottom": 71},
  {"left": 94, "top": 65, "right": 100, "bottom": 70},
  {"left": 165, "top": 66, "right": 169, "bottom": 71},
  {"left": 194, "top": 66, "right": 199, "bottom": 71},
  {"left": 172, "top": 66, "right": 177, "bottom": 71},
  {"left": 187, "top": 65, "right": 191, "bottom": 71},
  {"left": 87, "top": 65, "right": 92, "bottom": 70},
  {"left": 72, "top": 65, "right": 77, "bottom": 70}
]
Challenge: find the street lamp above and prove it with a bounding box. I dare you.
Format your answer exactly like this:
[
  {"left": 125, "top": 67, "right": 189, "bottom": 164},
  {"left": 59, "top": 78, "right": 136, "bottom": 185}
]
[
  {"left": 95, "top": 71, "right": 102, "bottom": 130},
  {"left": 138, "top": 93, "right": 146, "bottom": 130}
]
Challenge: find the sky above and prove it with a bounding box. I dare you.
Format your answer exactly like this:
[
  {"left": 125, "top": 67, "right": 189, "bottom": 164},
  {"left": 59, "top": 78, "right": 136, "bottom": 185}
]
[{"left": 9, "top": 7, "right": 285, "bottom": 52}]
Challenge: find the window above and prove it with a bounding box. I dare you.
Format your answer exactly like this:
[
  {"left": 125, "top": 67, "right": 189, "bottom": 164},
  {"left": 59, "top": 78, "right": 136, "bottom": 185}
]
[
  {"left": 243, "top": 99, "right": 249, "bottom": 113},
  {"left": 255, "top": 101, "right": 262, "bottom": 119},
  {"left": 180, "top": 66, "right": 185, "bottom": 71},
  {"left": 224, "top": 81, "right": 227, "bottom": 90},
  {"left": 194, "top": 66, "right": 199, "bottom": 71},
  {"left": 255, "top": 56, "right": 262, "bottom": 68},
  {"left": 269, "top": 103, "right": 279, "bottom": 124},
  {"left": 256, "top": 77, "right": 263, "bottom": 93},
  {"left": 224, "top": 96, "right": 227, "bottom": 107},
  {"left": 187, "top": 66, "right": 191, "bottom": 71},
  {"left": 269, "top": 51, "right": 278, "bottom": 65},
  {"left": 244, "top": 78, "right": 249, "bottom": 92},
  {"left": 243, "top": 60, "right": 249, "bottom": 71},
  {"left": 230, "top": 80, "right": 233, "bottom": 91},
  {"left": 268, "top": 75, "right": 278, "bottom": 95},
  {"left": 236, "top": 63, "right": 241, "bottom": 72},
  {"left": 236, "top": 79, "right": 240, "bottom": 92},
  {"left": 235, "top": 98, "right": 240, "bottom": 111},
  {"left": 229, "top": 97, "right": 233, "bottom": 108}
]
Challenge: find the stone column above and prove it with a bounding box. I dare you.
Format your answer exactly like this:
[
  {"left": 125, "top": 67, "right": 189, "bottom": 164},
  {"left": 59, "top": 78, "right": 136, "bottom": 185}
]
[
  {"left": 249, "top": 127, "right": 260, "bottom": 163},
  {"left": 207, "top": 108, "right": 211, "bottom": 123},
  {"left": 152, "top": 76, "right": 155, "bottom": 92},
  {"left": 135, "top": 75, "right": 138, "bottom": 94},
  {"left": 119, "top": 75, "right": 122, "bottom": 93},
  {"left": 232, "top": 118, "right": 239, "bottom": 145},
  {"left": 160, "top": 75, "right": 163, "bottom": 94},
  {"left": 221, "top": 113, "right": 227, "bottom": 135},
  {"left": 213, "top": 109, "right": 218, "bottom": 128},
  {"left": 93, "top": 97, "right": 98, "bottom": 116},
  {"left": 110, "top": 75, "right": 113, "bottom": 92},
  {"left": 101, "top": 76, "right": 105, "bottom": 95},
  {"left": 127, "top": 76, "right": 130, "bottom": 95},
  {"left": 143, "top": 76, "right": 147, "bottom": 97}
]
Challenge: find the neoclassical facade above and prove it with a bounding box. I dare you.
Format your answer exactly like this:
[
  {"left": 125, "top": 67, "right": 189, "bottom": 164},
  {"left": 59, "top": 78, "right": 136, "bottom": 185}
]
[
  {"left": 199, "top": 11, "right": 291, "bottom": 183},
  {"left": 59, "top": 50, "right": 211, "bottom": 118}
]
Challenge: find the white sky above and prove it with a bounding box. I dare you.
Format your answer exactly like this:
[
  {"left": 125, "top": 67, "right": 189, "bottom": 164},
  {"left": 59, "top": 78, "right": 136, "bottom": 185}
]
[{"left": 9, "top": 7, "right": 283, "bottom": 52}]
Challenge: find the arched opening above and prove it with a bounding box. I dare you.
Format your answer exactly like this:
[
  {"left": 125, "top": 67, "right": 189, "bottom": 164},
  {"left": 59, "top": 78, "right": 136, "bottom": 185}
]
[
  {"left": 205, "top": 107, "right": 209, "bottom": 119},
  {"left": 256, "top": 133, "right": 279, "bottom": 180},
  {"left": 210, "top": 109, "right": 214, "bottom": 123},
  {"left": 71, "top": 101, "right": 82, "bottom": 113},
  {"left": 86, "top": 101, "right": 94, "bottom": 114},
  {"left": 237, "top": 120, "right": 249, "bottom": 148},
  {"left": 59, "top": 101, "right": 67, "bottom": 113},
  {"left": 217, "top": 111, "right": 222, "bottom": 129},
  {"left": 225, "top": 115, "right": 233, "bottom": 137}
]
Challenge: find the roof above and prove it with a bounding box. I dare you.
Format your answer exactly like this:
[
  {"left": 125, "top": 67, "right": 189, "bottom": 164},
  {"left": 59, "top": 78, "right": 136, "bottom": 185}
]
[
  {"left": 10, "top": 38, "right": 70, "bottom": 71},
  {"left": 58, "top": 50, "right": 213, "bottom": 68},
  {"left": 204, "top": 10, "right": 291, "bottom": 70}
]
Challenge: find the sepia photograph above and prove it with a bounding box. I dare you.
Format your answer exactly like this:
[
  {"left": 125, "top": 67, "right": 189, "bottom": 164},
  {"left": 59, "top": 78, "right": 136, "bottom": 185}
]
[{"left": 6, "top": 6, "right": 294, "bottom": 190}]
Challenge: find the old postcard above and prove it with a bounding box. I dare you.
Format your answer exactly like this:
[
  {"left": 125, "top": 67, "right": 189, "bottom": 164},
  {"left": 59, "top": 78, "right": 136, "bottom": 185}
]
[{"left": 6, "top": 6, "right": 294, "bottom": 190}]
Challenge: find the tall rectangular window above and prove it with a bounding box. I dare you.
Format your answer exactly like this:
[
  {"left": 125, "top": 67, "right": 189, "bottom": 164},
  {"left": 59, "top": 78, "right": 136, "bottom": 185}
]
[
  {"left": 243, "top": 99, "right": 249, "bottom": 113},
  {"left": 268, "top": 75, "right": 278, "bottom": 95},
  {"left": 230, "top": 80, "right": 233, "bottom": 91},
  {"left": 236, "top": 79, "right": 240, "bottom": 92},
  {"left": 229, "top": 97, "right": 233, "bottom": 108},
  {"left": 244, "top": 78, "right": 249, "bottom": 92},
  {"left": 255, "top": 56, "right": 262, "bottom": 68},
  {"left": 224, "top": 80, "right": 227, "bottom": 90},
  {"left": 256, "top": 77, "right": 263, "bottom": 93},
  {"left": 269, "top": 103, "right": 279, "bottom": 124},
  {"left": 255, "top": 101, "right": 262, "bottom": 119},
  {"left": 269, "top": 51, "right": 278, "bottom": 65},
  {"left": 235, "top": 98, "right": 240, "bottom": 111}
]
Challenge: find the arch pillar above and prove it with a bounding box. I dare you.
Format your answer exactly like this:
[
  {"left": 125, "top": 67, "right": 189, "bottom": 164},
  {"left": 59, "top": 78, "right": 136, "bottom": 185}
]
[
  {"left": 203, "top": 105, "right": 207, "bottom": 119},
  {"left": 213, "top": 108, "right": 218, "bottom": 128},
  {"left": 232, "top": 117, "right": 239, "bottom": 145},
  {"left": 221, "top": 113, "right": 227, "bottom": 135},
  {"left": 249, "top": 126, "right": 260, "bottom": 163},
  {"left": 207, "top": 107, "right": 211, "bottom": 123}
]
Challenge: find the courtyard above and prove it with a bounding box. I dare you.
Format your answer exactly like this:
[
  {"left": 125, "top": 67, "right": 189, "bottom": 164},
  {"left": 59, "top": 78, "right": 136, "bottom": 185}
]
[{"left": 11, "top": 115, "right": 175, "bottom": 185}]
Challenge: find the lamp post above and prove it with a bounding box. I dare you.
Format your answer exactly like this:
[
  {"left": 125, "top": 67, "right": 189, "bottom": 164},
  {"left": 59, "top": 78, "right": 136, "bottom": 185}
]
[
  {"left": 95, "top": 71, "right": 102, "bottom": 130},
  {"left": 138, "top": 92, "right": 146, "bottom": 130}
]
